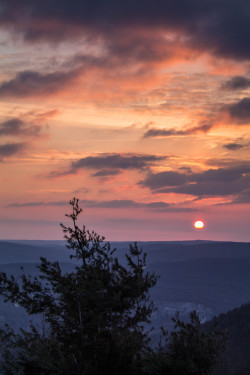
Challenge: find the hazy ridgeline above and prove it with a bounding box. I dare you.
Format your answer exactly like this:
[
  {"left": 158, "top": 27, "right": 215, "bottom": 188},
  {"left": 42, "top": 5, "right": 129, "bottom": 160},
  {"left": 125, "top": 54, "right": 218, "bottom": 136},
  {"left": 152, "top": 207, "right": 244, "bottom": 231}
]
[{"left": 0, "top": 239, "right": 249, "bottom": 335}]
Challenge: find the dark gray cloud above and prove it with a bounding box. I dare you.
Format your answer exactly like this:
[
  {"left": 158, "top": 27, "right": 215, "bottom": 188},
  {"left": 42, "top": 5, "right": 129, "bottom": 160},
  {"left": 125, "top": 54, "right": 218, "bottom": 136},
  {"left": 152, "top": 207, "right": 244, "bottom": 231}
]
[
  {"left": 223, "top": 142, "right": 245, "bottom": 150},
  {"left": 7, "top": 198, "right": 196, "bottom": 212},
  {"left": 179, "top": 166, "right": 192, "bottom": 173},
  {"left": 82, "top": 199, "right": 145, "bottom": 209},
  {"left": 205, "top": 158, "right": 250, "bottom": 168},
  {"left": 222, "top": 76, "right": 250, "bottom": 90},
  {"left": 0, "top": 118, "right": 42, "bottom": 137},
  {"left": 160, "top": 180, "right": 249, "bottom": 196},
  {"left": 227, "top": 97, "right": 250, "bottom": 122},
  {"left": 70, "top": 153, "right": 166, "bottom": 174},
  {"left": 7, "top": 201, "right": 66, "bottom": 208},
  {"left": 92, "top": 169, "right": 121, "bottom": 177},
  {"left": 0, "top": 69, "right": 80, "bottom": 98},
  {"left": 139, "top": 171, "right": 189, "bottom": 189},
  {"left": 139, "top": 164, "right": 250, "bottom": 198},
  {"left": 106, "top": 33, "right": 175, "bottom": 64},
  {"left": 0, "top": 142, "right": 26, "bottom": 160},
  {"left": 82, "top": 199, "right": 197, "bottom": 212},
  {"left": 0, "top": 0, "right": 250, "bottom": 61},
  {"left": 143, "top": 122, "right": 213, "bottom": 138},
  {"left": 144, "top": 128, "right": 187, "bottom": 138}
]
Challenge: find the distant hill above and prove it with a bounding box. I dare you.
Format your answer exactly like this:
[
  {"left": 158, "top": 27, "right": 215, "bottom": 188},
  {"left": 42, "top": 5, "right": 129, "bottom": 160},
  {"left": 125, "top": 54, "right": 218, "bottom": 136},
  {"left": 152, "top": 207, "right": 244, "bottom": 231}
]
[
  {"left": 0, "top": 240, "right": 69, "bottom": 264},
  {"left": 0, "top": 240, "right": 249, "bottom": 335}
]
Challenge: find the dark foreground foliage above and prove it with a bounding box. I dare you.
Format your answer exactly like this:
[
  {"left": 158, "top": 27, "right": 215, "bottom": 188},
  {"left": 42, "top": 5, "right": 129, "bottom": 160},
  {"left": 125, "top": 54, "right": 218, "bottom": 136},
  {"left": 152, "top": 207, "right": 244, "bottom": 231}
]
[
  {"left": 143, "top": 311, "right": 225, "bottom": 375},
  {"left": 207, "top": 302, "right": 250, "bottom": 375},
  {"left": 0, "top": 198, "right": 225, "bottom": 375}
]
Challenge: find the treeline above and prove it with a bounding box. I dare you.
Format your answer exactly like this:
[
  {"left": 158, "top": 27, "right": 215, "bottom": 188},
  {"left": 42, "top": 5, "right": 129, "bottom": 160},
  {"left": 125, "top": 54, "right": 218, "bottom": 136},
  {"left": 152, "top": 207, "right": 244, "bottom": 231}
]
[
  {"left": 0, "top": 198, "right": 235, "bottom": 375},
  {"left": 206, "top": 302, "right": 250, "bottom": 375}
]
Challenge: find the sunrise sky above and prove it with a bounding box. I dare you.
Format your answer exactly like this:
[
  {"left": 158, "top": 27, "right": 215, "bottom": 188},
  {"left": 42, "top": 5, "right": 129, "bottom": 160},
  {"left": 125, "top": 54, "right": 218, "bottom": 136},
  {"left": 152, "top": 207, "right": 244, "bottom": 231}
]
[{"left": 0, "top": 0, "right": 250, "bottom": 241}]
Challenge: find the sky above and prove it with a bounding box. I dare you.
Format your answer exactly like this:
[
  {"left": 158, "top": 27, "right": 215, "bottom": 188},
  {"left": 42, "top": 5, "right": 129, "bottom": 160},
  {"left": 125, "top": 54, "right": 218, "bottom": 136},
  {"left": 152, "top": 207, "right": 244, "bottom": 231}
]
[{"left": 0, "top": 0, "right": 250, "bottom": 241}]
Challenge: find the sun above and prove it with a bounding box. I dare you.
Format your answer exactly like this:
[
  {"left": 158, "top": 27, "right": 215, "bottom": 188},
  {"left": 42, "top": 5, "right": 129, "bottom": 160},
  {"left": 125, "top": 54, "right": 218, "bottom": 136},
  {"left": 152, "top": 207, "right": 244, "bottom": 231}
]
[{"left": 194, "top": 220, "right": 204, "bottom": 229}]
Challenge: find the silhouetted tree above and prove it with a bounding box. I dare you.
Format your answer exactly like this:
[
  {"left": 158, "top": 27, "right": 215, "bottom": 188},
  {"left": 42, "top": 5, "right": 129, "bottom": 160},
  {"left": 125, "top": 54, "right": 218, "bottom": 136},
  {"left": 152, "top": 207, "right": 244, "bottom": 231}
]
[
  {"left": 0, "top": 198, "right": 226, "bottom": 375},
  {"left": 0, "top": 198, "right": 158, "bottom": 375}
]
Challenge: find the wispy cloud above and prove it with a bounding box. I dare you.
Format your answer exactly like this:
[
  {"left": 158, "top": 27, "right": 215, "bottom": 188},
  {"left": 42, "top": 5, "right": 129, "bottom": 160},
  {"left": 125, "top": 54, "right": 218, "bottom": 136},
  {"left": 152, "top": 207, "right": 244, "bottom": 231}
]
[
  {"left": 6, "top": 198, "right": 196, "bottom": 212},
  {"left": 26, "top": 109, "right": 60, "bottom": 122},
  {"left": 217, "top": 189, "right": 250, "bottom": 205},
  {"left": 0, "top": 116, "right": 49, "bottom": 161},
  {"left": 223, "top": 142, "right": 245, "bottom": 151},
  {"left": 231, "top": 189, "right": 250, "bottom": 204},
  {"left": 145, "top": 96, "right": 250, "bottom": 139},
  {"left": 143, "top": 122, "right": 213, "bottom": 138}
]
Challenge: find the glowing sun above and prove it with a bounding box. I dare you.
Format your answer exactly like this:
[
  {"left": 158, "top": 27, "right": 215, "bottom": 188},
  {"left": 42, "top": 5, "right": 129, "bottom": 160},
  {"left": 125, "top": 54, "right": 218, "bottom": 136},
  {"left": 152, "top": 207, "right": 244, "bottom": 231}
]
[{"left": 194, "top": 220, "right": 204, "bottom": 229}]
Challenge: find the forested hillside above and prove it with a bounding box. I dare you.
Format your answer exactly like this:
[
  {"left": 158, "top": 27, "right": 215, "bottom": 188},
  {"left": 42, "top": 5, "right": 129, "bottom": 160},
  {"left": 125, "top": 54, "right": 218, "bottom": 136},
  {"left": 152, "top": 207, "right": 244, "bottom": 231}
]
[{"left": 206, "top": 303, "right": 250, "bottom": 375}]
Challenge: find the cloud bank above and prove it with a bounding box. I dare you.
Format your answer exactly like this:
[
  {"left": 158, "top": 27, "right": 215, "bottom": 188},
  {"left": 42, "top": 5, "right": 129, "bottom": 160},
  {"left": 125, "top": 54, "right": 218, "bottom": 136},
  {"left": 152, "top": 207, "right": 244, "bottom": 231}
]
[
  {"left": 139, "top": 164, "right": 250, "bottom": 200},
  {"left": 1, "top": 0, "right": 250, "bottom": 62},
  {"left": 51, "top": 153, "right": 167, "bottom": 177}
]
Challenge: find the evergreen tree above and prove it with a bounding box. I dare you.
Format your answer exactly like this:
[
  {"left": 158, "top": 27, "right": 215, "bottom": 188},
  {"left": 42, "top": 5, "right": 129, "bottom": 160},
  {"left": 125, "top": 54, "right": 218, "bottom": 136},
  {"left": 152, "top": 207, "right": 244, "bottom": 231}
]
[
  {"left": 143, "top": 311, "right": 226, "bottom": 375},
  {"left": 0, "top": 198, "right": 158, "bottom": 375}
]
